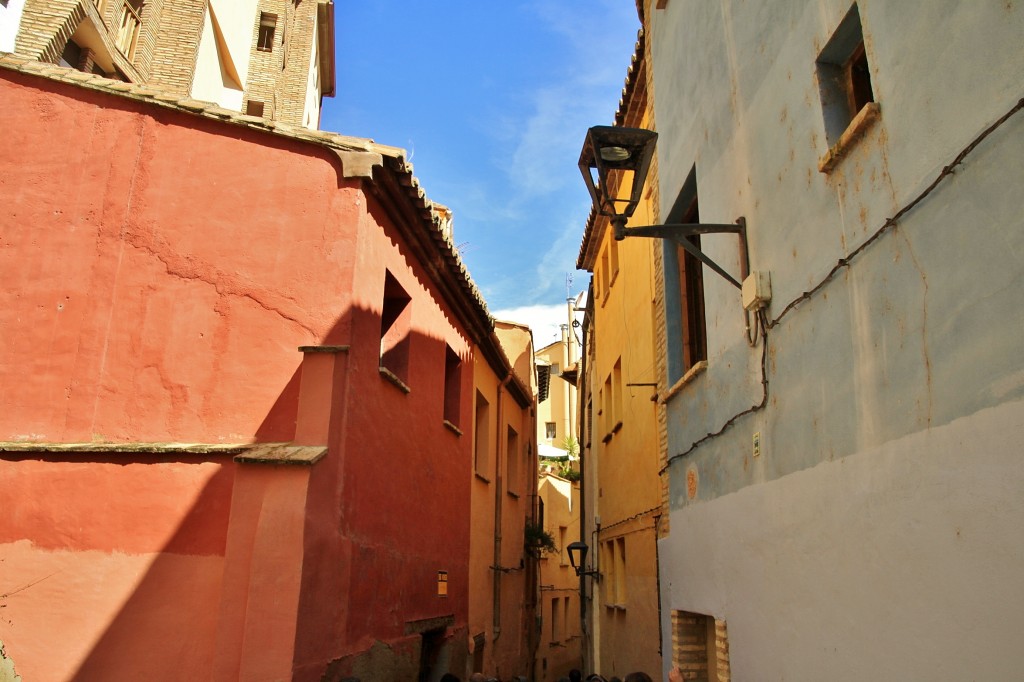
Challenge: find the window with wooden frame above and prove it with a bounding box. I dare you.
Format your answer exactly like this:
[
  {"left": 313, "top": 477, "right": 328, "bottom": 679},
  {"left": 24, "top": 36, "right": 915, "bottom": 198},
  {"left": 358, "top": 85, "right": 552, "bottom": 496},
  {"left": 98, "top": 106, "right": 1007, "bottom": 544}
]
[
  {"left": 379, "top": 271, "right": 412, "bottom": 390},
  {"left": 474, "top": 391, "right": 490, "bottom": 479},
  {"left": 115, "top": 0, "right": 143, "bottom": 60},
  {"left": 443, "top": 345, "right": 462, "bottom": 431},
  {"left": 816, "top": 3, "right": 879, "bottom": 171},
  {"left": 257, "top": 12, "right": 277, "bottom": 52},
  {"left": 664, "top": 166, "right": 707, "bottom": 384}
]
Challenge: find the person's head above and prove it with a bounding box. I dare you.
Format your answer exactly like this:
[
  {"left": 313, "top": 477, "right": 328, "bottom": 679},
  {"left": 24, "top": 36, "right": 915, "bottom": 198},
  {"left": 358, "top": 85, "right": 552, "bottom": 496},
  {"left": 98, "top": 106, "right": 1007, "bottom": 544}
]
[
  {"left": 624, "top": 674, "right": 653, "bottom": 682},
  {"left": 440, "top": 675, "right": 460, "bottom": 682},
  {"left": 585, "top": 675, "right": 607, "bottom": 682},
  {"left": 469, "top": 675, "right": 486, "bottom": 682},
  {"left": 569, "top": 669, "right": 583, "bottom": 682}
]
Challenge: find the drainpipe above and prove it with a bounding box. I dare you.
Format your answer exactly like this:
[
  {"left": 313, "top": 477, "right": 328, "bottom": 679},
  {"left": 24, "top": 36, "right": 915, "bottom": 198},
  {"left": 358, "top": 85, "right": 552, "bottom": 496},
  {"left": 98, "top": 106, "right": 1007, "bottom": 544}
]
[
  {"left": 492, "top": 372, "right": 512, "bottom": 643},
  {"left": 577, "top": 285, "right": 594, "bottom": 671}
]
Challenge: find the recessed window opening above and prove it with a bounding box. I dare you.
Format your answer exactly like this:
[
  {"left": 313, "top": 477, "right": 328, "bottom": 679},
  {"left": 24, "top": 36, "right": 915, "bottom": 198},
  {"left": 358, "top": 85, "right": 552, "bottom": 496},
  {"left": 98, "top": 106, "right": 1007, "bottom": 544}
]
[
  {"left": 545, "top": 422, "right": 557, "bottom": 440},
  {"left": 257, "top": 12, "right": 277, "bottom": 52},
  {"left": 664, "top": 166, "right": 706, "bottom": 383},
  {"left": 506, "top": 425, "right": 520, "bottom": 495},
  {"left": 671, "top": 611, "right": 730, "bottom": 682},
  {"left": 114, "top": 0, "right": 143, "bottom": 60},
  {"left": 816, "top": 3, "right": 875, "bottom": 146},
  {"left": 443, "top": 345, "right": 462, "bottom": 427},
  {"left": 380, "top": 271, "right": 412, "bottom": 385},
  {"left": 474, "top": 391, "right": 490, "bottom": 477},
  {"left": 245, "top": 100, "right": 264, "bottom": 117}
]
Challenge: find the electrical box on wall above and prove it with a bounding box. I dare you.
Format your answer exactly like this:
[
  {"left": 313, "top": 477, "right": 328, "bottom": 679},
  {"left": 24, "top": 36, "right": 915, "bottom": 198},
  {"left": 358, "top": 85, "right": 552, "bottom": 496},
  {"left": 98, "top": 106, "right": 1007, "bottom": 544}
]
[{"left": 742, "top": 271, "right": 772, "bottom": 311}]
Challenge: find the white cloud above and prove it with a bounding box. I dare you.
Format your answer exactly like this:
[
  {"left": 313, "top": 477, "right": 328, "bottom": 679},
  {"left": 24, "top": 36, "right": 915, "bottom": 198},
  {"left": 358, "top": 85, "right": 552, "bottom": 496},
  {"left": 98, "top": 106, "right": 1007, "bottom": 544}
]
[{"left": 493, "top": 294, "right": 587, "bottom": 349}]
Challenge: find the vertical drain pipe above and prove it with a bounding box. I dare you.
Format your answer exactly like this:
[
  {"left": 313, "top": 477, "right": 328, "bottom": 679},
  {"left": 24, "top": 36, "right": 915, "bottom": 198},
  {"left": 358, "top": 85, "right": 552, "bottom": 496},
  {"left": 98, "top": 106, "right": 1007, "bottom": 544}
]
[{"left": 493, "top": 373, "right": 511, "bottom": 643}]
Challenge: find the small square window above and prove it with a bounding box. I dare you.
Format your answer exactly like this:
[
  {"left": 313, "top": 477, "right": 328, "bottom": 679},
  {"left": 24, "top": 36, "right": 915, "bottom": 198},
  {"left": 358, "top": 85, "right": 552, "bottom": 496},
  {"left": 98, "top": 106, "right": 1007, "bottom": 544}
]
[
  {"left": 816, "top": 4, "right": 880, "bottom": 171},
  {"left": 245, "top": 100, "right": 264, "bottom": 117},
  {"left": 257, "top": 13, "right": 277, "bottom": 52}
]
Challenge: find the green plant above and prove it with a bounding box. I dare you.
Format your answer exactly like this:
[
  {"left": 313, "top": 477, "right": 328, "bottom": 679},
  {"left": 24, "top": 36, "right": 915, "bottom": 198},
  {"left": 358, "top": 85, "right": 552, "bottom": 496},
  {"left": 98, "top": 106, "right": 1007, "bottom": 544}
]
[
  {"left": 561, "top": 468, "right": 581, "bottom": 482},
  {"left": 523, "top": 520, "right": 557, "bottom": 557}
]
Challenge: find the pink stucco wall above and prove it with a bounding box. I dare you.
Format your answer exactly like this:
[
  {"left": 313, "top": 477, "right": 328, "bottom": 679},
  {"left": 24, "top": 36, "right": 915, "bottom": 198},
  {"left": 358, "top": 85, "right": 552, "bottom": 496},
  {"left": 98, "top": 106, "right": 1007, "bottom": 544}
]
[{"left": 1, "top": 69, "right": 472, "bottom": 680}]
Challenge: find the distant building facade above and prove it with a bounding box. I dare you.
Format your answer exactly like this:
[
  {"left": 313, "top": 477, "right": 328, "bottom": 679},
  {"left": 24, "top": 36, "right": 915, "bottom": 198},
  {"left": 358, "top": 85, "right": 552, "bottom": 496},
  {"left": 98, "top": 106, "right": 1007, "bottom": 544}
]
[
  {"left": 468, "top": 320, "right": 540, "bottom": 680},
  {"left": 536, "top": 471, "right": 582, "bottom": 682},
  {"left": 0, "top": 0, "right": 334, "bottom": 128},
  {"left": 634, "top": 1, "right": 1024, "bottom": 680},
  {"left": 575, "top": 27, "right": 664, "bottom": 680}
]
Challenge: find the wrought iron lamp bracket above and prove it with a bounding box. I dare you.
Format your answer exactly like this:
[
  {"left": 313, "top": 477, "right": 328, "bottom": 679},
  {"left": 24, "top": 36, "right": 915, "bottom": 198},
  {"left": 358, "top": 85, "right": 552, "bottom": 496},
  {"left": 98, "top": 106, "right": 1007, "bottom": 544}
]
[{"left": 611, "top": 216, "right": 749, "bottom": 290}]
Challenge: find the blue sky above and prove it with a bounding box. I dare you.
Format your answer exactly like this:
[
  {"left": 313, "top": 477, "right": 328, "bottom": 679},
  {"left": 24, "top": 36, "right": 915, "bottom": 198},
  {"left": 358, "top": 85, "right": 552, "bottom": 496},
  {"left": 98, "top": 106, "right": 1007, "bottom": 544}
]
[{"left": 321, "top": 2, "right": 640, "bottom": 345}]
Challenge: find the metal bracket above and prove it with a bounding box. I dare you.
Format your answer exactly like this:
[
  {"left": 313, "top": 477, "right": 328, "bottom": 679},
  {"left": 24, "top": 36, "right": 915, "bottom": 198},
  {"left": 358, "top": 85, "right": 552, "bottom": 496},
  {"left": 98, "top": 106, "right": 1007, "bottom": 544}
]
[{"left": 613, "top": 216, "right": 749, "bottom": 289}]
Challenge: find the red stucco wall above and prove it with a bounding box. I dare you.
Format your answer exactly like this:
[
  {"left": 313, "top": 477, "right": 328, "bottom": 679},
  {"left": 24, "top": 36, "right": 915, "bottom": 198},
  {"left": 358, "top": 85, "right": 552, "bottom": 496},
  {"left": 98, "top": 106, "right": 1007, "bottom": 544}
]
[{"left": 1, "top": 70, "right": 473, "bottom": 681}]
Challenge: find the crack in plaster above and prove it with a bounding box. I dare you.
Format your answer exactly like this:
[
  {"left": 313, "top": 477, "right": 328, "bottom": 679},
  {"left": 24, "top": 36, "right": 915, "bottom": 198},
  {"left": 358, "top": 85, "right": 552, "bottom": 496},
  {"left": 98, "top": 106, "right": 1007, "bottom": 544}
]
[
  {"left": 896, "top": 229, "right": 933, "bottom": 426},
  {"left": 123, "top": 232, "right": 317, "bottom": 337}
]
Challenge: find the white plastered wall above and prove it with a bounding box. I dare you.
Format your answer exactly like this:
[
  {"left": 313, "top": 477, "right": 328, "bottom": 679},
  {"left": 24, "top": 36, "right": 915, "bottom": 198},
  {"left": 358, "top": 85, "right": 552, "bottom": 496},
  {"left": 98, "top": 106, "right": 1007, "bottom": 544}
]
[
  {"left": 0, "top": 0, "right": 26, "bottom": 53},
  {"left": 191, "top": 0, "right": 259, "bottom": 111}
]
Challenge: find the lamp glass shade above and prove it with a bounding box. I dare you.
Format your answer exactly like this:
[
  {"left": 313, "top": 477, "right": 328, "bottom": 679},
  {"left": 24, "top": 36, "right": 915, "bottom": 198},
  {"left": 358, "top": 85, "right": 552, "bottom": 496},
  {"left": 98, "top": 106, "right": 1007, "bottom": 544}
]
[
  {"left": 566, "top": 541, "right": 589, "bottom": 574},
  {"left": 578, "top": 126, "right": 658, "bottom": 221}
]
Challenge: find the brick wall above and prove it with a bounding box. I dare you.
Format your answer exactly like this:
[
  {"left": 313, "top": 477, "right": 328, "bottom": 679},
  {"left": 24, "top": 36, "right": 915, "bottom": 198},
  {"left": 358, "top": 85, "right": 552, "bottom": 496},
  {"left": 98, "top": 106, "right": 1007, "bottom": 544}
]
[
  {"left": 243, "top": 0, "right": 316, "bottom": 126},
  {"left": 639, "top": 0, "right": 671, "bottom": 539},
  {"left": 14, "top": 0, "right": 82, "bottom": 63},
  {"left": 670, "top": 611, "right": 730, "bottom": 682},
  {"left": 148, "top": 0, "right": 205, "bottom": 95}
]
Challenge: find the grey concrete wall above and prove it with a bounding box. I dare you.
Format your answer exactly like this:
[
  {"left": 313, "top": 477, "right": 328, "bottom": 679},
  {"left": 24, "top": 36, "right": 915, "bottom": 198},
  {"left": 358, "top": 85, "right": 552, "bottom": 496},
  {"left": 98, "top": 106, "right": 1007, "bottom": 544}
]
[{"left": 649, "top": 0, "right": 1024, "bottom": 677}]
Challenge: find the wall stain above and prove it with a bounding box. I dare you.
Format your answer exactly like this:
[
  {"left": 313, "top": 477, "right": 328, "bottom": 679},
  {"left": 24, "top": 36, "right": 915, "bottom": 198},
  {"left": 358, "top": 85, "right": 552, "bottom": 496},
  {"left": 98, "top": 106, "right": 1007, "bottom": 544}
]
[{"left": 896, "top": 229, "right": 933, "bottom": 425}]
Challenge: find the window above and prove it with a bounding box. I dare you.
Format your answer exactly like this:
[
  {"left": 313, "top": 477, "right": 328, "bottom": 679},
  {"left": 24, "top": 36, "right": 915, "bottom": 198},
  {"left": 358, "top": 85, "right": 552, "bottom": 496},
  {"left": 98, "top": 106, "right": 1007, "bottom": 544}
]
[
  {"left": 612, "top": 358, "right": 623, "bottom": 431},
  {"left": 59, "top": 40, "right": 83, "bottom": 69},
  {"left": 257, "top": 12, "right": 277, "bottom": 52},
  {"left": 474, "top": 391, "right": 490, "bottom": 479},
  {"left": 550, "top": 597, "right": 562, "bottom": 643},
  {"left": 245, "top": 100, "right": 265, "bottom": 117},
  {"left": 379, "top": 271, "right": 412, "bottom": 389},
  {"left": 671, "top": 611, "right": 730, "bottom": 682},
  {"left": 665, "top": 167, "right": 707, "bottom": 384},
  {"left": 443, "top": 345, "right": 462, "bottom": 429},
  {"left": 602, "top": 374, "right": 613, "bottom": 439},
  {"left": 116, "top": 0, "right": 143, "bottom": 60},
  {"left": 559, "top": 526, "right": 568, "bottom": 565},
  {"left": 614, "top": 537, "right": 626, "bottom": 604},
  {"left": 506, "top": 425, "right": 520, "bottom": 496},
  {"left": 609, "top": 236, "right": 620, "bottom": 286},
  {"left": 816, "top": 4, "right": 878, "bottom": 171},
  {"left": 545, "top": 422, "right": 557, "bottom": 440},
  {"left": 603, "top": 537, "right": 627, "bottom": 606}
]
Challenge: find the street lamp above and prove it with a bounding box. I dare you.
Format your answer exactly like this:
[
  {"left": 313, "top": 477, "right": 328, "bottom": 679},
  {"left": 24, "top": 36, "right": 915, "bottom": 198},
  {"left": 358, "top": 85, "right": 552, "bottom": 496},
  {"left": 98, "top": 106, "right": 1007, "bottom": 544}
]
[
  {"left": 567, "top": 541, "right": 599, "bottom": 578},
  {"left": 578, "top": 125, "right": 750, "bottom": 290}
]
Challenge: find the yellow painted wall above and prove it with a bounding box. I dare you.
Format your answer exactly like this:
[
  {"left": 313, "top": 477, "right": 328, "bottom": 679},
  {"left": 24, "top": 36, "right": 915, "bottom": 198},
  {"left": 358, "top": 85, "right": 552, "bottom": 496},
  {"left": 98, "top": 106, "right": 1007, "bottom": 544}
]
[
  {"left": 535, "top": 337, "right": 573, "bottom": 452},
  {"left": 537, "top": 473, "right": 582, "bottom": 681},
  {"left": 469, "top": 331, "right": 538, "bottom": 681},
  {"left": 582, "top": 114, "right": 665, "bottom": 677}
]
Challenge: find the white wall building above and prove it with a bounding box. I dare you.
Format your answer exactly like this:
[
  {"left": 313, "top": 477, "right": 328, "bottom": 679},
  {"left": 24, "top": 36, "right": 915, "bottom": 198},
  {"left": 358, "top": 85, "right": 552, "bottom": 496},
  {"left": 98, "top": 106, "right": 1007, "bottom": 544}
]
[{"left": 644, "top": 2, "right": 1024, "bottom": 679}]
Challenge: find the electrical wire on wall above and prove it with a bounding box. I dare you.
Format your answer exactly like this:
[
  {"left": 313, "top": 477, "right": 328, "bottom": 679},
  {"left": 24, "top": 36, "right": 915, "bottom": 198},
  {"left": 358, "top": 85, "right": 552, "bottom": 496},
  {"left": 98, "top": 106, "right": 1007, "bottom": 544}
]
[{"left": 660, "top": 94, "right": 1023, "bottom": 474}]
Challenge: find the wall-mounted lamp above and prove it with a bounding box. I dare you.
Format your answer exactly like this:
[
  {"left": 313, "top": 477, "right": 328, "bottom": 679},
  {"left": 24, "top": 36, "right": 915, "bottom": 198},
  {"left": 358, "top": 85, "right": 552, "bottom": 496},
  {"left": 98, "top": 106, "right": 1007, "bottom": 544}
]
[
  {"left": 566, "top": 541, "right": 600, "bottom": 579},
  {"left": 578, "top": 125, "right": 749, "bottom": 289}
]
